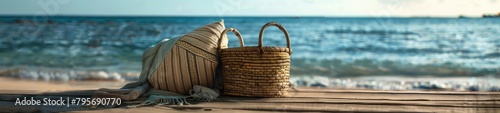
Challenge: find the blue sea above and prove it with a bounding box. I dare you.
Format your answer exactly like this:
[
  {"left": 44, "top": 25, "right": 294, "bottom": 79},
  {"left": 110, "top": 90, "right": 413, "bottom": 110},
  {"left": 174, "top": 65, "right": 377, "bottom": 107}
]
[{"left": 0, "top": 16, "right": 499, "bottom": 91}]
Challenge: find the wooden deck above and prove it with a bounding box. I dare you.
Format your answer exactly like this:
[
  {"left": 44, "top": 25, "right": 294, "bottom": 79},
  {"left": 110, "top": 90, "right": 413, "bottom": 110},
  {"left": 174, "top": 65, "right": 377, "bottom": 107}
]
[{"left": 0, "top": 87, "right": 499, "bottom": 113}]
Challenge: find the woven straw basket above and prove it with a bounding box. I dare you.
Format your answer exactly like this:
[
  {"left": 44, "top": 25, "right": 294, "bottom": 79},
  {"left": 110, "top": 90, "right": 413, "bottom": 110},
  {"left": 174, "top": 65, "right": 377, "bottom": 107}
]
[{"left": 218, "top": 22, "right": 292, "bottom": 97}]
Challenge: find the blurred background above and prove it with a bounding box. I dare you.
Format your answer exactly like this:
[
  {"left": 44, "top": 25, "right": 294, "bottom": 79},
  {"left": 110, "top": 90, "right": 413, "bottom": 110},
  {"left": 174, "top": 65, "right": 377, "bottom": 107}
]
[{"left": 0, "top": 0, "right": 499, "bottom": 91}]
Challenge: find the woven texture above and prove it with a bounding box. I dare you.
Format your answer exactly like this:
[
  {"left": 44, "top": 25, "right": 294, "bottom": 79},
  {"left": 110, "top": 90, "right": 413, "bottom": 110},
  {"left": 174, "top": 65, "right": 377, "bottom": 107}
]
[
  {"left": 148, "top": 20, "right": 228, "bottom": 95},
  {"left": 219, "top": 22, "right": 292, "bottom": 97}
]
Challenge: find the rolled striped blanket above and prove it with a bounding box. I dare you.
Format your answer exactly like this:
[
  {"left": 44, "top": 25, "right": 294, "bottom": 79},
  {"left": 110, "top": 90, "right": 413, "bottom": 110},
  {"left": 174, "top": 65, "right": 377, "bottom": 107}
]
[{"left": 92, "top": 20, "right": 228, "bottom": 106}]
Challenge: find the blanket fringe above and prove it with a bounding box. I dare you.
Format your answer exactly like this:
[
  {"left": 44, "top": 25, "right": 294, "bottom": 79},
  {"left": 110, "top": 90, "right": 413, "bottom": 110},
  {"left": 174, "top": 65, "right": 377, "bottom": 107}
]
[{"left": 127, "top": 95, "right": 190, "bottom": 108}]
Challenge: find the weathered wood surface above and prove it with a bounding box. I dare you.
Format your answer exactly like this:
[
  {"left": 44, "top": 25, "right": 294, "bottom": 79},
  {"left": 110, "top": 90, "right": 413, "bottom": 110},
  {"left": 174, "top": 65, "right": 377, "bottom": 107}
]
[{"left": 0, "top": 87, "right": 499, "bottom": 113}]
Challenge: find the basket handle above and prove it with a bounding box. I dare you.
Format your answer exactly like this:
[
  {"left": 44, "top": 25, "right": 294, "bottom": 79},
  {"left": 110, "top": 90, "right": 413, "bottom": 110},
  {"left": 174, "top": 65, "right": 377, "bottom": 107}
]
[
  {"left": 258, "top": 22, "right": 292, "bottom": 55},
  {"left": 218, "top": 28, "right": 245, "bottom": 53}
]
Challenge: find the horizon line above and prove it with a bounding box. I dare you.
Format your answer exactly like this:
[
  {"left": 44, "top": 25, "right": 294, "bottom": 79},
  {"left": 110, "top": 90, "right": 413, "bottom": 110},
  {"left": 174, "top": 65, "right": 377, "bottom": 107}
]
[{"left": 0, "top": 14, "right": 489, "bottom": 18}]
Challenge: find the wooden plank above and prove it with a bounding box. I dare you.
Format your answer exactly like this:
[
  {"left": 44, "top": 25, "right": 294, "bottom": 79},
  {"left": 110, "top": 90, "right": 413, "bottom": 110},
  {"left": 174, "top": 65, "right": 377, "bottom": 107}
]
[
  {"left": 170, "top": 101, "right": 500, "bottom": 113},
  {"left": 218, "top": 97, "right": 500, "bottom": 108},
  {"left": 294, "top": 87, "right": 500, "bottom": 95},
  {"left": 0, "top": 90, "right": 96, "bottom": 96},
  {"left": 0, "top": 82, "right": 499, "bottom": 113},
  {"left": 284, "top": 92, "right": 500, "bottom": 101}
]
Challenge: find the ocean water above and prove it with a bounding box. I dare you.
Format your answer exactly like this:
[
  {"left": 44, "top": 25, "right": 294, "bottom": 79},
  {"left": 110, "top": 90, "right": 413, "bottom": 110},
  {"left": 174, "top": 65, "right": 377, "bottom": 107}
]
[{"left": 0, "top": 16, "right": 499, "bottom": 91}]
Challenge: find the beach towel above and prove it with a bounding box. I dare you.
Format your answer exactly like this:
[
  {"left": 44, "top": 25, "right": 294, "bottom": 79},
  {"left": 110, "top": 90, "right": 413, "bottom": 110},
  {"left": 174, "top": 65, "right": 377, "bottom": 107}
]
[{"left": 92, "top": 20, "right": 228, "bottom": 106}]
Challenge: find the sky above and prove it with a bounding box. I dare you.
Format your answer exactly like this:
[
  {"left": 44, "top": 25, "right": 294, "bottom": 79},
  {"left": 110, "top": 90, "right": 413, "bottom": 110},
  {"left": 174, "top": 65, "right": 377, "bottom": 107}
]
[{"left": 0, "top": 0, "right": 499, "bottom": 17}]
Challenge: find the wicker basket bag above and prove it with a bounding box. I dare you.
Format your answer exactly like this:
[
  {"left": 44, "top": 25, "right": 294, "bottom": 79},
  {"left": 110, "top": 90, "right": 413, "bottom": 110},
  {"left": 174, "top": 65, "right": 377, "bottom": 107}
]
[{"left": 218, "top": 22, "right": 292, "bottom": 97}]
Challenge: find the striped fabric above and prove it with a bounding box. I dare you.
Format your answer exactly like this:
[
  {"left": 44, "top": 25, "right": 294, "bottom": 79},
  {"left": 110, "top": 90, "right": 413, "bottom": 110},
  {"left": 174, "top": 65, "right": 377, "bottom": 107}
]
[{"left": 147, "top": 20, "right": 227, "bottom": 95}]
